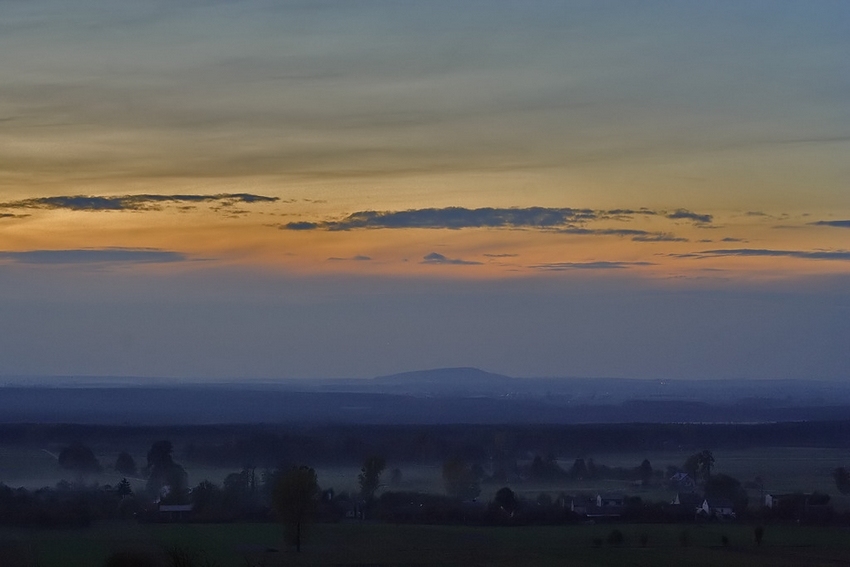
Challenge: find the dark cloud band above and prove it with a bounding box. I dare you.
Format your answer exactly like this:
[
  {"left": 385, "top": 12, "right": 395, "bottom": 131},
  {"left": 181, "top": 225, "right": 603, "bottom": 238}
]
[
  {"left": 327, "top": 255, "right": 372, "bottom": 262},
  {"left": 1, "top": 193, "right": 278, "bottom": 212},
  {"left": 666, "top": 209, "right": 713, "bottom": 224},
  {"left": 674, "top": 248, "right": 850, "bottom": 261},
  {"left": 421, "top": 252, "right": 482, "bottom": 265},
  {"left": 632, "top": 233, "right": 689, "bottom": 242},
  {"left": 281, "top": 206, "right": 709, "bottom": 232},
  {"left": 812, "top": 220, "right": 850, "bottom": 228}
]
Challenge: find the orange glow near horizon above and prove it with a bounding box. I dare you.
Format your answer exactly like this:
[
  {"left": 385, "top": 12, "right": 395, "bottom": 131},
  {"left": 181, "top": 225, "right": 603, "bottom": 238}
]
[{"left": 2, "top": 201, "right": 849, "bottom": 283}]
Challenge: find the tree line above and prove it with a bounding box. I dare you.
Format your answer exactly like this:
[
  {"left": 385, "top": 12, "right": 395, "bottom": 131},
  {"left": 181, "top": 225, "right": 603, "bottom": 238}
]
[{"left": 4, "top": 420, "right": 848, "bottom": 469}]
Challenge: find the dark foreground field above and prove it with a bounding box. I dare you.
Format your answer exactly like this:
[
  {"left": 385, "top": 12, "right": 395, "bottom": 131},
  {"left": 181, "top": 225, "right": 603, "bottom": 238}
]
[{"left": 3, "top": 522, "right": 850, "bottom": 567}]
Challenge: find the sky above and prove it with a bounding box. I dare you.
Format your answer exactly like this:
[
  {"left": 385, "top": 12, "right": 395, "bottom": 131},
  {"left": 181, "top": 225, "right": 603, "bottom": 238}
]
[{"left": 1, "top": 0, "right": 849, "bottom": 381}]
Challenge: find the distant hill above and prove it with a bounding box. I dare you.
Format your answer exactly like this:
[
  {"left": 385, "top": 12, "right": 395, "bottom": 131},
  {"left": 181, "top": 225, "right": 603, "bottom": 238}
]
[
  {"left": 1, "top": 385, "right": 850, "bottom": 425},
  {"left": 308, "top": 367, "right": 850, "bottom": 406},
  {"left": 369, "top": 367, "right": 518, "bottom": 395},
  {"left": 3, "top": 367, "right": 850, "bottom": 425}
]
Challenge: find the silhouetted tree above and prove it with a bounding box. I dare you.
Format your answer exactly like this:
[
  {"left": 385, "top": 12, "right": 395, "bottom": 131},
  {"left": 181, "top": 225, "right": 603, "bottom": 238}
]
[
  {"left": 494, "top": 487, "right": 518, "bottom": 515},
  {"left": 586, "top": 458, "right": 598, "bottom": 479},
  {"left": 116, "top": 478, "right": 132, "bottom": 498},
  {"left": 358, "top": 455, "right": 386, "bottom": 501},
  {"left": 683, "top": 454, "right": 699, "bottom": 478},
  {"left": 536, "top": 492, "right": 553, "bottom": 507},
  {"left": 684, "top": 450, "right": 714, "bottom": 482},
  {"left": 223, "top": 470, "right": 245, "bottom": 494},
  {"left": 833, "top": 467, "right": 850, "bottom": 494},
  {"left": 704, "top": 473, "right": 748, "bottom": 514},
  {"left": 698, "top": 450, "right": 715, "bottom": 480},
  {"left": 144, "top": 440, "right": 187, "bottom": 503},
  {"left": 222, "top": 471, "right": 250, "bottom": 510},
  {"left": 754, "top": 525, "right": 764, "bottom": 546},
  {"left": 569, "top": 458, "right": 588, "bottom": 479},
  {"left": 390, "top": 467, "right": 403, "bottom": 487},
  {"left": 165, "top": 546, "right": 217, "bottom": 567},
  {"left": 242, "top": 464, "right": 257, "bottom": 494},
  {"left": 104, "top": 550, "right": 158, "bottom": 567},
  {"left": 529, "top": 454, "right": 563, "bottom": 480},
  {"left": 58, "top": 442, "right": 101, "bottom": 474},
  {"left": 217, "top": 465, "right": 258, "bottom": 514},
  {"left": 115, "top": 452, "right": 136, "bottom": 476},
  {"left": 272, "top": 466, "right": 319, "bottom": 553},
  {"left": 607, "top": 529, "right": 624, "bottom": 546},
  {"left": 442, "top": 459, "right": 481, "bottom": 500},
  {"left": 639, "top": 459, "right": 653, "bottom": 485},
  {"left": 191, "top": 480, "right": 220, "bottom": 514}
]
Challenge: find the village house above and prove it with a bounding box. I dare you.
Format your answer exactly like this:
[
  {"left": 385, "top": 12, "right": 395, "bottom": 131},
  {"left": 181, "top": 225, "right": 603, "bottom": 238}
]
[
  {"left": 671, "top": 492, "right": 701, "bottom": 507},
  {"left": 697, "top": 498, "right": 735, "bottom": 519},
  {"left": 569, "top": 493, "right": 625, "bottom": 519},
  {"left": 157, "top": 503, "right": 193, "bottom": 522}
]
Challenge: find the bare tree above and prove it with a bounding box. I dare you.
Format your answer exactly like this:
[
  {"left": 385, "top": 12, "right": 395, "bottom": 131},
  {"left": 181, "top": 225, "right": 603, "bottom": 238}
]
[
  {"left": 358, "top": 455, "right": 386, "bottom": 501},
  {"left": 272, "top": 466, "right": 319, "bottom": 552}
]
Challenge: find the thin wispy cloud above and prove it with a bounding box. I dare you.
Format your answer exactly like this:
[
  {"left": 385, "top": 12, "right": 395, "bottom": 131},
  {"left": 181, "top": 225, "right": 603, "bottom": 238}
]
[
  {"left": 0, "top": 248, "right": 188, "bottom": 264},
  {"left": 632, "top": 233, "right": 689, "bottom": 243},
  {"left": 767, "top": 135, "right": 850, "bottom": 146},
  {"left": 561, "top": 228, "right": 688, "bottom": 242},
  {"left": 327, "top": 255, "right": 372, "bottom": 262},
  {"left": 280, "top": 206, "right": 710, "bottom": 232},
  {"left": 530, "top": 261, "right": 655, "bottom": 271},
  {"left": 558, "top": 227, "right": 647, "bottom": 237},
  {"left": 421, "top": 252, "right": 482, "bottom": 266},
  {"left": 0, "top": 193, "right": 278, "bottom": 212},
  {"left": 672, "top": 249, "right": 850, "bottom": 261}
]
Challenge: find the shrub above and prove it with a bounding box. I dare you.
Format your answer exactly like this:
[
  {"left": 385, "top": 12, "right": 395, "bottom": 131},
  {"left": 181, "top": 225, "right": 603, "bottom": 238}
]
[
  {"left": 607, "top": 529, "right": 625, "bottom": 546},
  {"left": 754, "top": 525, "right": 765, "bottom": 546},
  {"left": 103, "top": 550, "right": 160, "bottom": 567}
]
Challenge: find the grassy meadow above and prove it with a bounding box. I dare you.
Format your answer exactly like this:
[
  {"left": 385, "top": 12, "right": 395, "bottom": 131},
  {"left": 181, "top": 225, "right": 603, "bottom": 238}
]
[{"left": 3, "top": 522, "right": 850, "bottom": 567}]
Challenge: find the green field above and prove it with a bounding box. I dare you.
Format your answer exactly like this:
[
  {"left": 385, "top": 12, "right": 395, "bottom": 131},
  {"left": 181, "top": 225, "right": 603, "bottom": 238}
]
[{"left": 3, "top": 522, "right": 850, "bottom": 567}]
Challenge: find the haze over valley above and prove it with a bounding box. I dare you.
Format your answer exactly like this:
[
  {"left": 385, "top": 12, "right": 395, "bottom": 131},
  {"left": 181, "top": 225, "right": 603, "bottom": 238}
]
[{"left": 3, "top": 367, "right": 850, "bottom": 425}]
